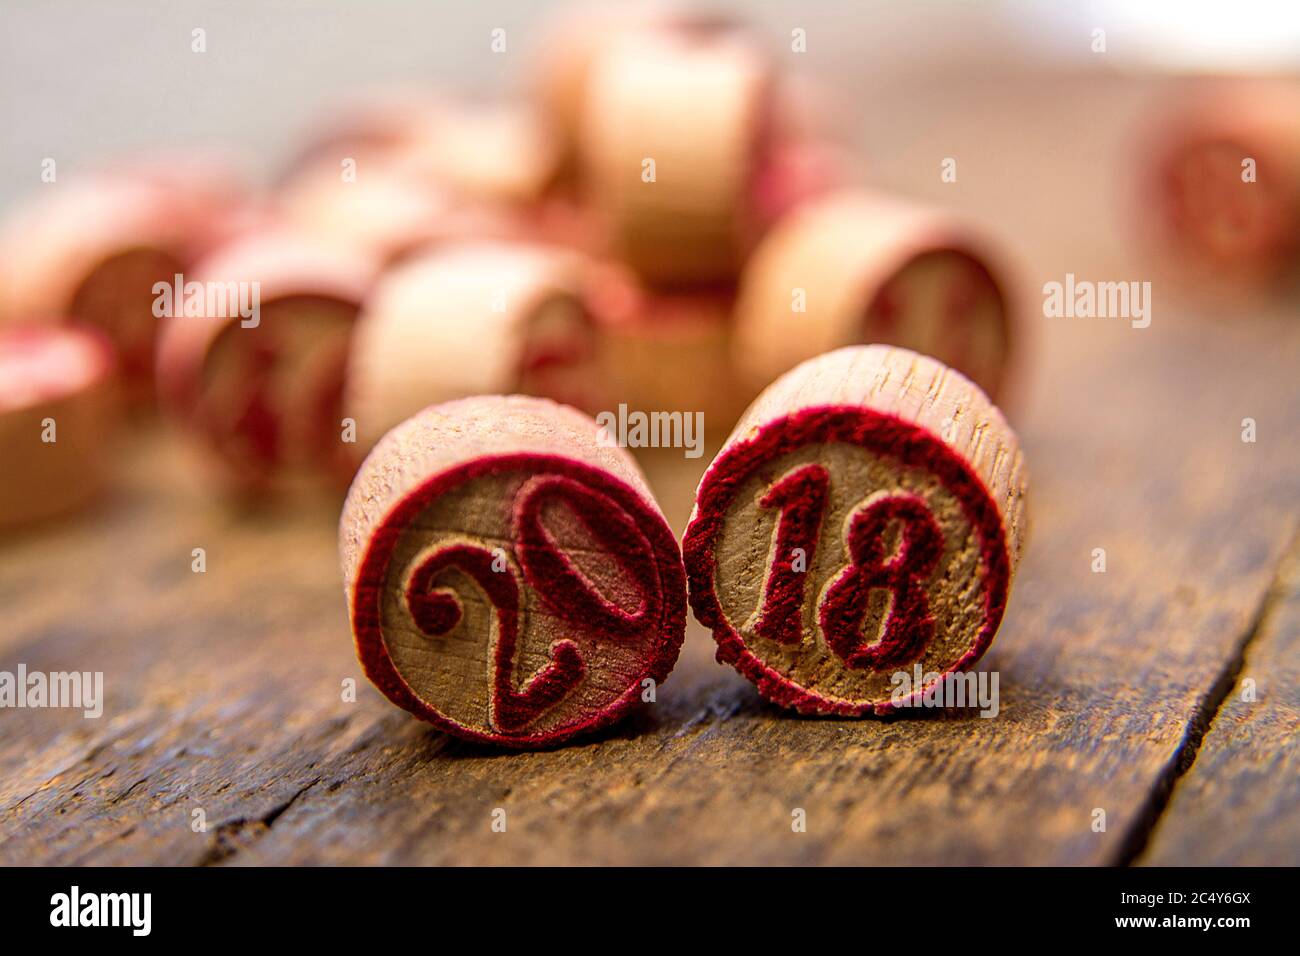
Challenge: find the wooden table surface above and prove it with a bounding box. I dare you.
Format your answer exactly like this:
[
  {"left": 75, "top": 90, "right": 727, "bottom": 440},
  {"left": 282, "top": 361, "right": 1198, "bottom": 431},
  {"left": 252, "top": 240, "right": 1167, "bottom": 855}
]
[{"left": 0, "top": 297, "right": 1296, "bottom": 866}]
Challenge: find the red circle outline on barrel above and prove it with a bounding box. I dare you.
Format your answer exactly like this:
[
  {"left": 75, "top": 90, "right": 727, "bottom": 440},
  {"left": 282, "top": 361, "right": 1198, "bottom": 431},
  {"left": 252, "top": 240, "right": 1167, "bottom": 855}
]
[
  {"left": 682, "top": 406, "right": 1011, "bottom": 716},
  {"left": 352, "top": 452, "right": 687, "bottom": 747}
]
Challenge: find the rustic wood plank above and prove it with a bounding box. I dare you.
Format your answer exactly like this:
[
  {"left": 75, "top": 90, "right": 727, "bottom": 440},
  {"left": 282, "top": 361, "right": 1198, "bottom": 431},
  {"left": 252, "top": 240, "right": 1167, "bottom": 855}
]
[
  {"left": 1139, "top": 535, "right": 1300, "bottom": 866},
  {"left": 0, "top": 300, "right": 1295, "bottom": 865}
]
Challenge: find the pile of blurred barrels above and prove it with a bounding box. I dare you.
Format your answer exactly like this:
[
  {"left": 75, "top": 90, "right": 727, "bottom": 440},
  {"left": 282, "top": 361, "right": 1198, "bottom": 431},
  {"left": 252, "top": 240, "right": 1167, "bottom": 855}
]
[{"left": 1, "top": 3, "right": 1296, "bottom": 528}]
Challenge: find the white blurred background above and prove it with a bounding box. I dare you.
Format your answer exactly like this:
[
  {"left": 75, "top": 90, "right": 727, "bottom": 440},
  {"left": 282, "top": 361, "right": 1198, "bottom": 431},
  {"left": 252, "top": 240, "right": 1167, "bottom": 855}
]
[{"left": 3, "top": 0, "right": 1298, "bottom": 207}]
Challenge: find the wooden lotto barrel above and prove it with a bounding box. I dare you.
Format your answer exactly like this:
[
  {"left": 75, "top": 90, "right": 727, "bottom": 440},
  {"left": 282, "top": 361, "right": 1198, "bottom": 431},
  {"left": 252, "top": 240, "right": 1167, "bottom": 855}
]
[
  {"left": 344, "top": 242, "right": 609, "bottom": 450},
  {"left": 733, "top": 190, "right": 1015, "bottom": 401},
  {"left": 339, "top": 395, "right": 687, "bottom": 747},
  {"left": 0, "top": 325, "right": 118, "bottom": 529},
  {"left": 156, "top": 231, "right": 377, "bottom": 496},
  {"left": 683, "top": 345, "right": 1027, "bottom": 715}
]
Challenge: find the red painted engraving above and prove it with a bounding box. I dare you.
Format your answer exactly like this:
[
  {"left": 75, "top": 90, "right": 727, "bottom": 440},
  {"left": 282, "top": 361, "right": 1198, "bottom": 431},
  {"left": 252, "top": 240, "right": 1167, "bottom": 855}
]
[
  {"left": 819, "top": 493, "right": 943, "bottom": 670},
  {"left": 513, "top": 474, "right": 660, "bottom": 637},
  {"left": 405, "top": 543, "right": 586, "bottom": 733},
  {"left": 751, "top": 463, "right": 829, "bottom": 645}
]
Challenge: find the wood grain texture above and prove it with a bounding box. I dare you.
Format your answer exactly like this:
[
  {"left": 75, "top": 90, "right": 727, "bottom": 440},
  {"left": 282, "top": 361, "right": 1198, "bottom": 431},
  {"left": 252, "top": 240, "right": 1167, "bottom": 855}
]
[
  {"left": 1138, "top": 534, "right": 1300, "bottom": 866},
  {"left": 0, "top": 300, "right": 1295, "bottom": 865}
]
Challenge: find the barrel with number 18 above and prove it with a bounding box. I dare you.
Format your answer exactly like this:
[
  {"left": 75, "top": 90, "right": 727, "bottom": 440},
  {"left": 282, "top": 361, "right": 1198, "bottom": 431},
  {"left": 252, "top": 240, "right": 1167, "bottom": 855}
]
[{"left": 683, "top": 345, "right": 1027, "bottom": 715}]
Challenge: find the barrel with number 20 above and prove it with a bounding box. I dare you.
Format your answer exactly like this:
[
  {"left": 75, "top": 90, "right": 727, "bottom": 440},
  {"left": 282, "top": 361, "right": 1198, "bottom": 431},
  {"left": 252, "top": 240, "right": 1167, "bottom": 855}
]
[{"left": 340, "top": 395, "right": 687, "bottom": 748}]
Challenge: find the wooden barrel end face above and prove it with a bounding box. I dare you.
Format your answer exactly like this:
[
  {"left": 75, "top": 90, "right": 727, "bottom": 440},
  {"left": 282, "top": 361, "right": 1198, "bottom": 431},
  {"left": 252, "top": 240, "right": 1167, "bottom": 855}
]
[
  {"left": 178, "top": 294, "right": 359, "bottom": 493},
  {"left": 1161, "top": 136, "right": 1300, "bottom": 273},
  {"left": 351, "top": 453, "right": 687, "bottom": 748},
  {"left": 684, "top": 406, "right": 1011, "bottom": 716},
  {"left": 860, "top": 248, "right": 1010, "bottom": 401},
  {"left": 71, "top": 245, "right": 185, "bottom": 396},
  {"left": 516, "top": 292, "right": 603, "bottom": 414}
]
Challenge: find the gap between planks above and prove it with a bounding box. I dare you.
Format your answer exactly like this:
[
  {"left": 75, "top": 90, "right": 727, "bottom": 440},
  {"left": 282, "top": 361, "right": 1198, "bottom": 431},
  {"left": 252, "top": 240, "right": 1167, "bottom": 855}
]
[{"left": 1113, "top": 523, "right": 1300, "bottom": 867}]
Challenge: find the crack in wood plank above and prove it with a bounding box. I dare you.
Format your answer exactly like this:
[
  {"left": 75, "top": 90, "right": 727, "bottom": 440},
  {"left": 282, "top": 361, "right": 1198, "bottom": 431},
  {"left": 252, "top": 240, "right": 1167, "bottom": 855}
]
[
  {"left": 1113, "top": 525, "right": 1300, "bottom": 866},
  {"left": 197, "top": 778, "right": 322, "bottom": 867}
]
